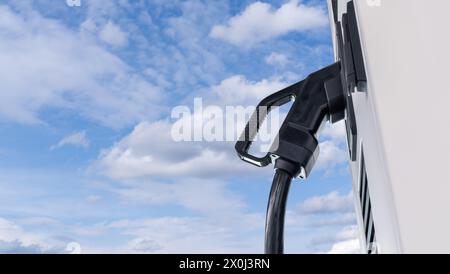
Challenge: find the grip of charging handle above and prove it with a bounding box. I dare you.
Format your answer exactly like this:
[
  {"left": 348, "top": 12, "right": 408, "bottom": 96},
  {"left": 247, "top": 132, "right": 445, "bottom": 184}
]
[
  {"left": 235, "top": 81, "right": 303, "bottom": 167},
  {"left": 235, "top": 62, "right": 344, "bottom": 178}
]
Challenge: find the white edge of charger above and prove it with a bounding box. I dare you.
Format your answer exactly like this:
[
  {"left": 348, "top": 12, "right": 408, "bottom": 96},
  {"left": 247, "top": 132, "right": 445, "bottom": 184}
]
[{"left": 327, "top": 0, "right": 450, "bottom": 254}]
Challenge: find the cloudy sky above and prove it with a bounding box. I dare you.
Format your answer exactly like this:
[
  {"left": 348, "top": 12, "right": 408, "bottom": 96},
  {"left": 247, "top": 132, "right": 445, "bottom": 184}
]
[{"left": 0, "top": 0, "right": 359, "bottom": 253}]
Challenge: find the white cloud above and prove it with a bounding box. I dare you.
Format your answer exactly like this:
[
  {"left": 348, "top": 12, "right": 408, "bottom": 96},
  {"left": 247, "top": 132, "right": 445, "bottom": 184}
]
[
  {"left": 51, "top": 131, "right": 89, "bottom": 150},
  {"left": 0, "top": 217, "right": 65, "bottom": 253},
  {"left": 265, "top": 52, "right": 289, "bottom": 67},
  {"left": 86, "top": 195, "right": 101, "bottom": 204},
  {"left": 136, "top": 0, "right": 226, "bottom": 91},
  {"left": 99, "top": 21, "right": 128, "bottom": 47},
  {"left": 108, "top": 216, "right": 264, "bottom": 254},
  {"left": 212, "top": 75, "right": 288, "bottom": 106},
  {"left": 0, "top": 5, "right": 163, "bottom": 128},
  {"left": 94, "top": 120, "right": 258, "bottom": 180},
  {"left": 321, "top": 120, "right": 347, "bottom": 144},
  {"left": 327, "top": 239, "right": 361, "bottom": 254},
  {"left": 314, "top": 121, "right": 349, "bottom": 173},
  {"left": 128, "top": 237, "right": 162, "bottom": 253},
  {"left": 316, "top": 140, "right": 348, "bottom": 171},
  {"left": 285, "top": 191, "right": 358, "bottom": 252},
  {"left": 0, "top": 240, "right": 48, "bottom": 254},
  {"left": 307, "top": 225, "right": 360, "bottom": 253},
  {"left": 0, "top": 218, "right": 42, "bottom": 247},
  {"left": 110, "top": 179, "right": 245, "bottom": 216},
  {"left": 307, "top": 213, "right": 356, "bottom": 227},
  {"left": 210, "top": 0, "right": 328, "bottom": 47},
  {"left": 71, "top": 223, "right": 107, "bottom": 237},
  {"left": 299, "top": 191, "right": 354, "bottom": 215},
  {"left": 326, "top": 226, "right": 361, "bottom": 254},
  {"left": 16, "top": 217, "right": 60, "bottom": 226}
]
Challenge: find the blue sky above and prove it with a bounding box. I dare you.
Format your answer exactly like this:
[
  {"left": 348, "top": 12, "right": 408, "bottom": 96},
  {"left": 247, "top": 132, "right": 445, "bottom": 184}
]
[{"left": 0, "top": 0, "right": 359, "bottom": 253}]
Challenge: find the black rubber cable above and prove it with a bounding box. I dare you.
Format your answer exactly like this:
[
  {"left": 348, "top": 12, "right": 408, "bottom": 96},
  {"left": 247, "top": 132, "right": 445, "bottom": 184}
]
[{"left": 264, "top": 168, "right": 293, "bottom": 254}]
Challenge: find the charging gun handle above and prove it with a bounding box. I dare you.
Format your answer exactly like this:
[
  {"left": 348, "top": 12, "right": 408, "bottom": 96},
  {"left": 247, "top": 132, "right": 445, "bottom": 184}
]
[{"left": 235, "top": 62, "right": 344, "bottom": 178}]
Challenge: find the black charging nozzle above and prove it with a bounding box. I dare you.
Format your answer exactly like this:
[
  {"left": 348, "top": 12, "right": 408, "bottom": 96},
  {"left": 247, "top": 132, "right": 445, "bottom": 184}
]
[
  {"left": 235, "top": 62, "right": 347, "bottom": 254},
  {"left": 236, "top": 61, "right": 346, "bottom": 178}
]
